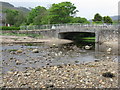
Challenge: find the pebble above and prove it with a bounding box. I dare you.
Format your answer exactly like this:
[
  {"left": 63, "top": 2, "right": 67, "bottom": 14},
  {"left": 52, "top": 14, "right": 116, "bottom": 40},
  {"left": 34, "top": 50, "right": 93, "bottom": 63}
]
[
  {"left": 106, "top": 56, "right": 110, "bottom": 59},
  {"left": 110, "top": 79, "right": 113, "bottom": 82},
  {"left": 8, "top": 44, "right": 13, "bottom": 46},
  {"left": 34, "top": 82, "right": 38, "bottom": 85},
  {"left": 16, "top": 49, "right": 23, "bottom": 53},
  {"left": 94, "top": 59, "right": 100, "bottom": 62},
  {"left": 16, "top": 60, "right": 22, "bottom": 65},
  {"left": 107, "top": 48, "right": 112, "bottom": 52},
  {"left": 13, "top": 71, "right": 18, "bottom": 76},
  {"left": 32, "top": 49, "right": 39, "bottom": 53},
  {"left": 84, "top": 45, "right": 91, "bottom": 50},
  {"left": 25, "top": 73, "right": 31, "bottom": 76},
  {"left": 10, "top": 51, "right": 16, "bottom": 54},
  {"left": 7, "top": 71, "right": 13, "bottom": 75}
]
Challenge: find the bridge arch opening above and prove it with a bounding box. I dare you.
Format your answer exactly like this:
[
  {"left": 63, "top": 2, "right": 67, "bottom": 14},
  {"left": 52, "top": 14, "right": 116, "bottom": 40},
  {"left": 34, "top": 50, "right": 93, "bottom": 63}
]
[
  {"left": 58, "top": 32, "right": 95, "bottom": 42},
  {"left": 58, "top": 32, "right": 96, "bottom": 49}
]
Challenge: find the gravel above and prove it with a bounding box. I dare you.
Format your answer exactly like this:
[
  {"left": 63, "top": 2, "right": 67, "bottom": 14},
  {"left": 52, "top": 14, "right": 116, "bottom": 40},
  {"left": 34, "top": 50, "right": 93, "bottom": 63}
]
[{"left": 2, "top": 59, "right": 118, "bottom": 88}]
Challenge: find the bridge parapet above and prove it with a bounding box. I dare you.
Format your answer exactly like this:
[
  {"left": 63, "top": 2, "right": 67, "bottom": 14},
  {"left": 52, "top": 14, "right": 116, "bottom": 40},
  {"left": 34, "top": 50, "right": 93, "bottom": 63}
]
[
  {"left": 55, "top": 24, "right": 118, "bottom": 31},
  {"left": 20, "top": 23, "right": 119, "bottom": 31}
]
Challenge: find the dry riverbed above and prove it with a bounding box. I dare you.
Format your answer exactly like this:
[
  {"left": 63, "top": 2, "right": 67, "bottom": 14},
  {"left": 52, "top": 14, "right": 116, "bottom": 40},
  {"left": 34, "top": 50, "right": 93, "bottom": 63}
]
[{"left": 2, "top": 59, "right": 118, "bottom": 88}]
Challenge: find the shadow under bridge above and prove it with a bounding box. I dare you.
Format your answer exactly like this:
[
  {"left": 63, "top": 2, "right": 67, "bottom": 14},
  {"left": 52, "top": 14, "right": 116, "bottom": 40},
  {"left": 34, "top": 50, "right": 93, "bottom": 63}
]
[{"left": 58, "top": 32, "right": 95, "bottom": 42}]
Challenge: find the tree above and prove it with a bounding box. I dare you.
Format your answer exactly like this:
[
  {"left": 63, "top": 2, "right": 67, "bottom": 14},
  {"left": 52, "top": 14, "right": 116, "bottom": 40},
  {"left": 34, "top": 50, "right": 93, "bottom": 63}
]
[
  {"left": 4, "top": 9, "right": 26, "bottom": 26},
  {"left": 33, "top": 10, "right": 48, "bottom": 25},
  {"left": 71, "top": 17, "right": 90, "bottom": 24},
  {"left": 48, "top": 2, "right": 78, "bottom": 24},
  {"left": 92, "top": 13, "right": 102, "bottom": 23},
  {"left": 14, "top": 11, "right": 26, "bottom": 26},
  {"left": 27, "top": 6, "right": 48, "bottom": 25},
  {"left": 103, "top": 16, "right": 113, "bottom": 24},
  {"left": 5, "top": 9, "right": 18, "bottom": 25}
]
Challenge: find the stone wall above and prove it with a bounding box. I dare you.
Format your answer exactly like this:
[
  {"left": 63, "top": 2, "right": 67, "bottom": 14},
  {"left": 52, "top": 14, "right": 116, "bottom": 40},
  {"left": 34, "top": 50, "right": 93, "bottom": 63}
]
[
  {"left": 98, "top": 30, "right": 118, "bottom": 43},
  {"left": 1, "top": 30, "right": 57, "bottom": 38}
]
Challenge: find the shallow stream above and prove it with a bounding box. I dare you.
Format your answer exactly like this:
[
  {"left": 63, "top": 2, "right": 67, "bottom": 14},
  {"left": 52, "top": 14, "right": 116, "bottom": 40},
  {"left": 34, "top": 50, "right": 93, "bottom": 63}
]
[{"left": 0, "top": 41, "right": 118, "bottom": 73}]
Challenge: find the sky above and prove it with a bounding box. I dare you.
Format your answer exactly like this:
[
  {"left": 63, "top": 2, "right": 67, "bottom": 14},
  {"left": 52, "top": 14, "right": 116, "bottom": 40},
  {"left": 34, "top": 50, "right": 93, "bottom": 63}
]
[{"left": 1, "top": 0, "right": 119, "bottom": 19}]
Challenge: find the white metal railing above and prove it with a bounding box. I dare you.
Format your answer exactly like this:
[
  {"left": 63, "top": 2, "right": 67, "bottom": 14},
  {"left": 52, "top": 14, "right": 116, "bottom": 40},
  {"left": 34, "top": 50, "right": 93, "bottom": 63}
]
[{"left": 20, "top": 23, "right": 119, "bottom": 30}]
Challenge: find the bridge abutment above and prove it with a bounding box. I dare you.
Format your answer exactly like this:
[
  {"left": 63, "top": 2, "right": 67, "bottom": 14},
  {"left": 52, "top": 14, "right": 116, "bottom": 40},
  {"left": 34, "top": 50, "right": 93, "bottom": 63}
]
[{"left": 95, "top": 30, "right": 100, "bottom": 43}]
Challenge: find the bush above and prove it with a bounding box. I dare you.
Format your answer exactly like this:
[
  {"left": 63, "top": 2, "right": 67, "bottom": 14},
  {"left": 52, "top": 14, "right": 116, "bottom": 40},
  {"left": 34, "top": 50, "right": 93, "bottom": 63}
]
[
  {"left": 0, "top": 26, "right": 20, "bottom": 30},
  {"left": 92, "top": 21, "right": 103, "bottom": 24}
]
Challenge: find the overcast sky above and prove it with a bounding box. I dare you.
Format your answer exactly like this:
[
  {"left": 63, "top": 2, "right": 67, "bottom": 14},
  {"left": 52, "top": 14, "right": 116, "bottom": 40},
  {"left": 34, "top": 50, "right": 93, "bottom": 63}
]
[{"left": 1, "top": 0, "right": 119, "bottom": 19}]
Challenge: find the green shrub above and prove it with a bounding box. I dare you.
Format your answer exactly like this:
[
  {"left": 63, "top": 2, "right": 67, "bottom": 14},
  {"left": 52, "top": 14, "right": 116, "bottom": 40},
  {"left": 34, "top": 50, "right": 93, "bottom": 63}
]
[
  {"left": 92, "top": 21, "right": 103, "bottom": 24},
  {"left": 0, "top": 26, "right": 20, "bottom": 30}
]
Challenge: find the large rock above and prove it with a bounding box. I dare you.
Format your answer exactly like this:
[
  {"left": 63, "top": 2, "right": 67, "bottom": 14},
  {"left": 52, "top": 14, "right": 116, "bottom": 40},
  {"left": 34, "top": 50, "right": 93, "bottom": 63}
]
[{"left": 102, "top": 72, "right": 115, "bottom": 78}]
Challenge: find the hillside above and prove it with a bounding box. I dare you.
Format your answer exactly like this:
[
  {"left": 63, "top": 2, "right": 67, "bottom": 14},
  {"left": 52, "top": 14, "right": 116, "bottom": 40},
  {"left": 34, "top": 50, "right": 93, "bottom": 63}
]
[
  {"left": 0, "top": 1, "right": 30, "bottom": 14},
  {"left": 110, "top": 15, "right": 119, "bottom": 21}
]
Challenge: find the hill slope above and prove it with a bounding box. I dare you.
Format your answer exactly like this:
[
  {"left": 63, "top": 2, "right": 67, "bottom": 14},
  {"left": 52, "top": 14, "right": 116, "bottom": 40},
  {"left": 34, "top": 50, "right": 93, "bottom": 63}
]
[
  {"left": 0, "top": 1, "right": 30, "bottom": 13},
  {"left": 110, "top": 15, "right": 119, "bottom": 21}
]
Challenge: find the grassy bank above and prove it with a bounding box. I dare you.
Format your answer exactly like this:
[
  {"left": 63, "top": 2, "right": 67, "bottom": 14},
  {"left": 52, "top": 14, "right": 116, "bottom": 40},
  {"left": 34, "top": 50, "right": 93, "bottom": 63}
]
[
  {"left": 81, "top": 37, "right": 95, "bottom": 40},
  {"left": 0, "top": 33, "right": 43, "bottom": 38},
  {"left": 80, "top": 37, "right": 95, "bottom": 42},
  {"left": 0, "top": 26, "right": 20, "bottom": 30},
  {"left": 83, "top": 39, "right": 95, "bottom": 42}
]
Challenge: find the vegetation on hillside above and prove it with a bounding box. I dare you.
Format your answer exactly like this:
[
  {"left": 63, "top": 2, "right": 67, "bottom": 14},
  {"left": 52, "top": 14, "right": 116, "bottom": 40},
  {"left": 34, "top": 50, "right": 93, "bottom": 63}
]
[
  {"left": 1, "top": 1, "right": 118, "bottom": 29},
  {"left": 0, "top": 1, "right": 30, "bottom": 13},
  {"left": 92, "top": 13, "right": 113, "bottom": 24},
  {"left": 1, "top": 1, "right": 90, "bottom": 28}
]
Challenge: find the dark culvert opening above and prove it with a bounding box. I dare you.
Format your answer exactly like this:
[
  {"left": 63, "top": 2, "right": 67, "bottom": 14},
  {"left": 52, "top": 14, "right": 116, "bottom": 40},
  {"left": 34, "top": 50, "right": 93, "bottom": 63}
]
[{"left": 59, "top": 32, "right": 95, "bottom": 49}]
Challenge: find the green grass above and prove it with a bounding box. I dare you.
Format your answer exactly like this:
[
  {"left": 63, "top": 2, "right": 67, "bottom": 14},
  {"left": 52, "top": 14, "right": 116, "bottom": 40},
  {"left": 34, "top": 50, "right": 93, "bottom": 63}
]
[
  {"left": 0, "top": 33, "right": 43, "bottom": 38},
  {"left": 80, "top": 37, "right": 95, "bottom": 42},
  {"left": 8, "top": 49, "right": 17, "bottom": 52},
  {"left": 0, "top": 33, "right": 27, "bottom": 36},
  {"left": 0, "top": 26, "right": 20, "bottom": 30},
  {"left": 83, "top": 39, "right": 95, "bottom": 42},
  {"left": 81, "top": 37, "right": 95, "bottom": 40}
]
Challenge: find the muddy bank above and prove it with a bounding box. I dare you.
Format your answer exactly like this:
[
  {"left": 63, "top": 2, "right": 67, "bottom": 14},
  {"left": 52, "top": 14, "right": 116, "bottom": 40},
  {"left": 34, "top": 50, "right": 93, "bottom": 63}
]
[
  {"left": 2, "top": 59, "right": 118, "bottom": 88},
  {"left": 0, "top": 35, "right": 73, "bottom": 44}
]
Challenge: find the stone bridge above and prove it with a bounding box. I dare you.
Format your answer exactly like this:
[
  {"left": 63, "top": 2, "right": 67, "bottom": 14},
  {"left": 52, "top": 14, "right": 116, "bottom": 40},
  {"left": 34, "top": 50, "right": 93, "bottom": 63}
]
[
  {"left": 55, "top": 24, "right": 118, "bottom": 43},
  {"left": 20, "top": 24, "right": 119, "bottom": 43}
]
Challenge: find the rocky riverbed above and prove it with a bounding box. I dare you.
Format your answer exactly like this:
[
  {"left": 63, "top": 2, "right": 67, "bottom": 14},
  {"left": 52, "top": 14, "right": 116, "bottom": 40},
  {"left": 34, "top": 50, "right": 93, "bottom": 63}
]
[
  {"left": 0, "top": 36, "right": 119, "bottom": 88},
  {"left": 2, "top": 59, "right": 118, "bottom": 88},
  {"left": 1, "top": 43, "right": 100, "bottom": 73}
]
